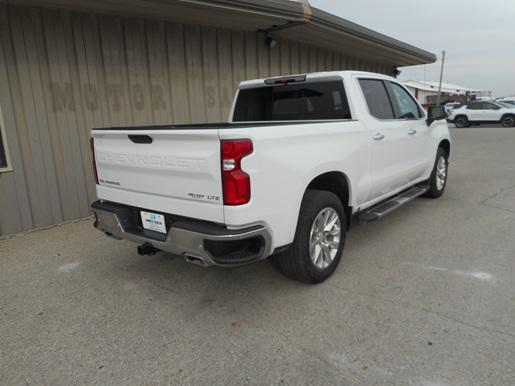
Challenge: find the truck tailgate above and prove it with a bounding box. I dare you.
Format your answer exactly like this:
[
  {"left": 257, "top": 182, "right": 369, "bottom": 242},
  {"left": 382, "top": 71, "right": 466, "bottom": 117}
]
[{"left": 91, "top": 129, "right": 224, "bottom": 223}]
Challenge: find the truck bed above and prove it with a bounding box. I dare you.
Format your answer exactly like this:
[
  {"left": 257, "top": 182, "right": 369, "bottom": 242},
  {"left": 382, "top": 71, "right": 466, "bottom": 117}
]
[{"left": 91, "top": 127, "right": 226, "bottom": 223}]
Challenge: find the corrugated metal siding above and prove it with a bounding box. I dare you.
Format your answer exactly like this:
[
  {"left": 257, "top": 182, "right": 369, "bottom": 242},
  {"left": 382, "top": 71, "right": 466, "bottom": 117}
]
[{"left": 0, "top": 4, "right": 392, "bottom": 236}]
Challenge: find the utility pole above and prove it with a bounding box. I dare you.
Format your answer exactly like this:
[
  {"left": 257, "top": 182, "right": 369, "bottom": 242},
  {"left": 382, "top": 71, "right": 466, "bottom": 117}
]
[{"left": 437, "top": 50, "right": 446, "bottom": 105}]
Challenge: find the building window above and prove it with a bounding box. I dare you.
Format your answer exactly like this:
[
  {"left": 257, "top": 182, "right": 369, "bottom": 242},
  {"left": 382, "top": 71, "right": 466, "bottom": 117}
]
[{"left": 0, "top": 107, "right": 12, "bottom": 172}]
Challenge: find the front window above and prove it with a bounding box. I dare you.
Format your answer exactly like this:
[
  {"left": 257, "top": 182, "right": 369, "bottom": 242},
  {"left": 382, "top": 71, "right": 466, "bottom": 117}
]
[
  {"left": 389, "top": 82, "right": 423, "bottom": 119},
  {"left": 233, "top": 80, "right": 351, "bottom": 122},
  {"left": 483, "top": 102, "right": 501, "bottom": 110}
]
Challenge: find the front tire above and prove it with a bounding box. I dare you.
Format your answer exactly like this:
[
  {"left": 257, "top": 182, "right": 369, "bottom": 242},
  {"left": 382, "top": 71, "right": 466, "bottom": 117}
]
[
  {"left": 272, "top": 190, "right": 346, "bottom": 284},
  {"left": 424, "top": 148, "right": 449, "bottom": 199}
]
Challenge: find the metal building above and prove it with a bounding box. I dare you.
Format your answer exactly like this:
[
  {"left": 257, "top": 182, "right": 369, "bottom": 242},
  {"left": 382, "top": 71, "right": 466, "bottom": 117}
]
[
  {"left": 0, "top": 0, "right": 435, "bottom": 236},
  {"left": 404, "top": 80, "right": 490, "bottom": 107}
]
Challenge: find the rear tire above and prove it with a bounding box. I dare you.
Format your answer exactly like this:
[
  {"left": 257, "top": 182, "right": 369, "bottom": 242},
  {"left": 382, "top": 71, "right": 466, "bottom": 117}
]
[
  {"left": 454, "top": 116, "right": 469, "bottom": 128},
  {"left": 272, "top": 190, "right": 346, "bottom": 284},
  {"left": 424, "top": 148, "right": 449, "bottom": 199},
  {"left": 501, "top": 115, "right": 515, "bottom": 127}
]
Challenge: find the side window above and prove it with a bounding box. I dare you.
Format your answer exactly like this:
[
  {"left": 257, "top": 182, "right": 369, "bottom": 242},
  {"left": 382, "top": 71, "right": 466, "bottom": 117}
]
[
  {"left": 483, "top": 102, "right": 499, "bottom": 110},
  {"left": 359, "top": 79, "right": 394, "bottom": 119},
  {"left": 0, "top": 107, "right": 12, "bottom": 172},
  {"left": 467, "top": 102, "right": 482, "bottom": 110},
  {"left": 389, "top": 82, "right": 422, "bottom": 119}
]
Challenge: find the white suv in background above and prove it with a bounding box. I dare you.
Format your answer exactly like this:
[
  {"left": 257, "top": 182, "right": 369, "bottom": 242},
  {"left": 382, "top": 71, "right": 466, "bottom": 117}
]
[
  {"left": 448, "top": 101, "right": 515, "bottom": 128},
  {"left": 444, "top": 102, "right": 463, "bottom": 114}
]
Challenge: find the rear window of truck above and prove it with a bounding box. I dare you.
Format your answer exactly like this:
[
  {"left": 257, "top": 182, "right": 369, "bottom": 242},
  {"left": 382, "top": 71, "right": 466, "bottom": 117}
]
[{"left": 233, "top": 80, "right": 351, "bottom": 122}]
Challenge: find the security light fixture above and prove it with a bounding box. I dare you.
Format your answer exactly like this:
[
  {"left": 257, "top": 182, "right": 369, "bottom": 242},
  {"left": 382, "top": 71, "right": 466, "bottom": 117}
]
[{"left": 264, "top": 36, "right": 277, "bottom": 48}]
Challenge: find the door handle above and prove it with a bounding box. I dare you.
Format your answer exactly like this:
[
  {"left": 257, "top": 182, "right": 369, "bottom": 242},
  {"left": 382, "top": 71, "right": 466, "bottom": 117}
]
[
  {"left": 128, "top": 134, "right": 153, "bottom": 144},
  {"left": 373, "top": 133, "right": 385, "bottom": 141},
  {"left": 408, "top": 129, "right": 417, "bottom": 136}
]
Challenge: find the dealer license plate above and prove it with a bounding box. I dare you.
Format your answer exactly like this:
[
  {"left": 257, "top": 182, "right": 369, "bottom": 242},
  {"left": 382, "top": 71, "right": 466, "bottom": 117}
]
[{"left": 140, "top": 211, "right": 166, "bottom": 234}]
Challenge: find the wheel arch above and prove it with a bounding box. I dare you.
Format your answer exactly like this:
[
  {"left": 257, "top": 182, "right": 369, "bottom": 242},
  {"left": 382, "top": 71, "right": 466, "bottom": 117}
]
[
  {"left": 453, "top": 114, "right": 468, "bottom": 121},
  {"left": 438, "top": 139, "right": 451, "bottom": 156},
  {"left": 304, "top": 171, "right": 352, "bottom": 227},
  {"left": 306, "top": 171, "right": 350, "bottom": 207},
  {"left": 501, "top": 113, "right": 515, "bottom": 123}
]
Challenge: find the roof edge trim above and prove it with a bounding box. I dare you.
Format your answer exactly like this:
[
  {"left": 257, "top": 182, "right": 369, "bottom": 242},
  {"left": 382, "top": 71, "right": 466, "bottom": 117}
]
[{"left": 196, "top": 0, "right": 436, "bottom": 64}]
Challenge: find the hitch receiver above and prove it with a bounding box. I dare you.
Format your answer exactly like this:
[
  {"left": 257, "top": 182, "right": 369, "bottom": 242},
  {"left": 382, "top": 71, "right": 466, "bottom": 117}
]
[{"left": 137, "top": 243, "right": 159, "bottom": 256}]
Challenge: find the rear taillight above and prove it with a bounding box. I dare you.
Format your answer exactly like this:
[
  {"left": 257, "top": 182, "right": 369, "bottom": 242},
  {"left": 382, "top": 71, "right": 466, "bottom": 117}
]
[
  {"left": 221, "top": 139, "right": 253, "bottom": 205},
  {"left": 90, "top": 138, "right": 99, "bottom": 185}
]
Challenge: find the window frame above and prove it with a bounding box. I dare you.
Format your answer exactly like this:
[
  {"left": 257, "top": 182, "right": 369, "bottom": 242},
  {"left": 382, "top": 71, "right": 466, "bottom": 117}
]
[{"left": 0, "top": 105, "right": 13, "bottom": 173}]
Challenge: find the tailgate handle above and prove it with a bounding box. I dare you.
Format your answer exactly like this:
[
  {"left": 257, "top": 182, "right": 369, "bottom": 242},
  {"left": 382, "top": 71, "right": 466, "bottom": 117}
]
[{"left": 128, "top": 135, "right": 153, "bottom": 144}]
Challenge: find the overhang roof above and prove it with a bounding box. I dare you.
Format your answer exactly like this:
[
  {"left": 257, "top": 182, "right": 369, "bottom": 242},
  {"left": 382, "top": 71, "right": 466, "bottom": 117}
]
[
  {"left": 404, "top": 80, "right": 486, "bottom": 95},
  {"left": 4, "top": 0, "right": 436, "bottom": 66}
]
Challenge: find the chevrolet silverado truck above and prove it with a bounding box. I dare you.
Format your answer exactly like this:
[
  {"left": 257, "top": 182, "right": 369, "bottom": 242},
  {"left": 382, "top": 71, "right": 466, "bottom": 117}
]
[{"left": 90, "top": 71, "right": 451, "bottom": 284}]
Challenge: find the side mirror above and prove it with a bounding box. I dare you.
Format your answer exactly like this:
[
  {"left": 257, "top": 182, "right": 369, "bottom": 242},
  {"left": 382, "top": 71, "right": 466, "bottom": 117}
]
[{"left": 427, "top": 105, "right": 448, "bottom": 126}]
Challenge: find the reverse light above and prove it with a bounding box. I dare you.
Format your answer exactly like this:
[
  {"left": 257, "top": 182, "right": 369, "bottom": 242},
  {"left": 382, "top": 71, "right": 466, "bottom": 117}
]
[
  {"left": 90, "top": 138, "right": 99, "bottom": 185},
  {"left": 221, "top": 139, "right": 253, "bottom": 205}
]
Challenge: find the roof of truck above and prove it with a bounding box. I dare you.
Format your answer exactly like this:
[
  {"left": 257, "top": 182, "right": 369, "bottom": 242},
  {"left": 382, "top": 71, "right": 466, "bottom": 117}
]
[{"left": 238, "top": 71, "right": 394, "bottom": 88}]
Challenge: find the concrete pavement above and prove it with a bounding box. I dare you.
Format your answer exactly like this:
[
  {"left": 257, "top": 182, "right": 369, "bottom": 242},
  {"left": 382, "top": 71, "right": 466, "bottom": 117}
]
[{"left": 1, "top": 126, "right": 514, "bottom": 385}]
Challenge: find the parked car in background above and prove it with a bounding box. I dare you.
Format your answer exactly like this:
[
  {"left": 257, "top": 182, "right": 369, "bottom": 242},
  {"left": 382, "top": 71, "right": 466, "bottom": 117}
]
[
  {"left": 447, "top": 101, "right": 515, "bottom": 128},
  {"left": 444, "top": 102, "right": 463, "bottom": 114},
  {"left": 497, "top": 101, "right": 515, "bottom": 109},
  {"left": 90, "top": 71, "right": 451, "bottom": 284},
  {"left": 497, "top": 98, "right": 515, "bottom": 107}
]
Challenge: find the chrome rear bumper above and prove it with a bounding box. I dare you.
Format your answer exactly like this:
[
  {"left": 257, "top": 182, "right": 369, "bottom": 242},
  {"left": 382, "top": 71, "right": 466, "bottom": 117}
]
[{"left": 91, "top": 201, "right": 272, "bottom": 267}]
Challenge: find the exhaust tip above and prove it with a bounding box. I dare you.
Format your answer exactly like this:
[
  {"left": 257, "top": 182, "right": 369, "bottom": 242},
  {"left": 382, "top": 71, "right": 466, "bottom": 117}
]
[{"left": 184, "top": 254, "right": 208, "bottom": 266}]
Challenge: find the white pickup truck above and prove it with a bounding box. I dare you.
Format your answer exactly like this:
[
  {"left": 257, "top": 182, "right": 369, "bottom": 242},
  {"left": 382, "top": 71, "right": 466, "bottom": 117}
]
[{"left": 90, "top": 71, "right": 451, "bottom": 284}]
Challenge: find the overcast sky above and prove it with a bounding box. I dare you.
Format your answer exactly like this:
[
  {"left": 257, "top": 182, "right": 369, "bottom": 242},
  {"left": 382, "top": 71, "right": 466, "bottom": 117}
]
[{"left": 309, "top": 0, "right": 515, "bottom": 97}]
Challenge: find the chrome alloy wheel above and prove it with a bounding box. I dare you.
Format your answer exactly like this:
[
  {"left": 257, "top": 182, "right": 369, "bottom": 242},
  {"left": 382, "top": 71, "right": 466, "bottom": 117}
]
[
  {"left": 436, "top": 156, "right": 447, "bottom": 191},
  {"left": 309, "top": 208, "right": 342, "bottom": 270}
]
